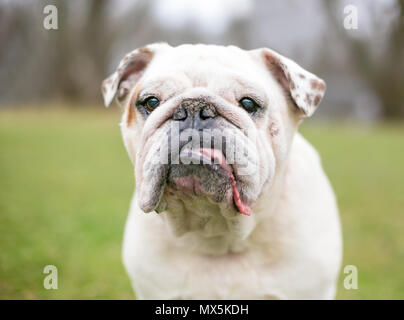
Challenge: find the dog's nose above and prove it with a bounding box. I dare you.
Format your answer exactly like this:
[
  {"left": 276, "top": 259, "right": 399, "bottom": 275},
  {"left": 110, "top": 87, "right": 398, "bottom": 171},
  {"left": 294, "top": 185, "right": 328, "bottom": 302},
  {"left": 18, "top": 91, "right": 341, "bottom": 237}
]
[
  {"left": 172, "top": 99, "right": 217, "bottom": 122},
  {"left": 172, "top": 105, "right": 188, "bottom": 121}
]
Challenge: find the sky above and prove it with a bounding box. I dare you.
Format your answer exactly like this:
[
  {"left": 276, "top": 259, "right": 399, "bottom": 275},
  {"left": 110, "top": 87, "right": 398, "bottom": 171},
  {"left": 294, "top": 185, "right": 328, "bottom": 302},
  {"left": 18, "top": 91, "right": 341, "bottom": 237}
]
[{"left": 151, "top": 0, "right": 253, "bottom": 35}]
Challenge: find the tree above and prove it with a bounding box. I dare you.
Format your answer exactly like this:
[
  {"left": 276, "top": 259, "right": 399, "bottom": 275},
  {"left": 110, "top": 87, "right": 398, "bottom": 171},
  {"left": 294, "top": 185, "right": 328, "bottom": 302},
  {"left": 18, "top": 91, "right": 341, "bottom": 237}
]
[{"left": 324, "top": 0, "right": 404, "bottom": 119}]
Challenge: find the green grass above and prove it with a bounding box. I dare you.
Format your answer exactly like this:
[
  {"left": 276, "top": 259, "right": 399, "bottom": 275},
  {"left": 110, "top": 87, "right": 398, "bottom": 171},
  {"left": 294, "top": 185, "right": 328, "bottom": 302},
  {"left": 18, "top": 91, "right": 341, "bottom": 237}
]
[
  {"left": 302, "top": 120, "right": 404, "bottom": 299},
  {"left": 0, "top": 107, "right": 133, "bottom": 299},
  {"left": 0, "top": 107, "right": 403, "bottom": 299}
]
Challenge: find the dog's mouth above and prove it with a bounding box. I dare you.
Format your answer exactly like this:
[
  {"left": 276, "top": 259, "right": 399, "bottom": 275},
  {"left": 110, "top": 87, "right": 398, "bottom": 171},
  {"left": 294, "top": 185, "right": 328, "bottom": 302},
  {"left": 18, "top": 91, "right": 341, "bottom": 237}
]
[{"left": 168, "top": 147, "right": 251, "bottom": 216}]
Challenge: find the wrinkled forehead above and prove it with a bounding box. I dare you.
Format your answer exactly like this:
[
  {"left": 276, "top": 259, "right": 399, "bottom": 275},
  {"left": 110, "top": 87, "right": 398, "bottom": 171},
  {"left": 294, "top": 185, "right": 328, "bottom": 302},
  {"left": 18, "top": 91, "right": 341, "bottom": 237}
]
[{"left": 143, "top": 45, "right": 267, "bottom": 87}]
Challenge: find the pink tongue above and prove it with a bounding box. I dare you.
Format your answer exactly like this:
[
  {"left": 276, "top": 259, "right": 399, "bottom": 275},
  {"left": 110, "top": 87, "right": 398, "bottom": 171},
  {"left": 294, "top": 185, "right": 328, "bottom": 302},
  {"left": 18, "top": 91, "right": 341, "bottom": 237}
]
[
  {"left": 229, "top": 174, "right": 251, "bottom": 216},
  {"left": 199, "top": 148, "right": 251, "bottom": 216}
]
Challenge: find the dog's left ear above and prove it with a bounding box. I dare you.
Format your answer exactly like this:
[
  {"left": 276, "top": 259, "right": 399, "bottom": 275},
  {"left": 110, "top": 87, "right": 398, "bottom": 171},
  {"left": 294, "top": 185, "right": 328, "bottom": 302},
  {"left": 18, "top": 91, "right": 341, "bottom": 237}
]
[
  {"left": 253, "top": 48, "right": 326, "bottom": 117},
  {"left": 101, "top": 43, "right": 169, "bottom": 107}
]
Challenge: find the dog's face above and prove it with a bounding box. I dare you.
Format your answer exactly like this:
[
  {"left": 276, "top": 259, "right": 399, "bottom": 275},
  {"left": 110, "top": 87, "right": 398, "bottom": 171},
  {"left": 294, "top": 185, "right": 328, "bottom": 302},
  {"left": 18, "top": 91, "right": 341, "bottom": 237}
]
[{"left": 102, "top": 44, "right": 325, "bottom": 239}]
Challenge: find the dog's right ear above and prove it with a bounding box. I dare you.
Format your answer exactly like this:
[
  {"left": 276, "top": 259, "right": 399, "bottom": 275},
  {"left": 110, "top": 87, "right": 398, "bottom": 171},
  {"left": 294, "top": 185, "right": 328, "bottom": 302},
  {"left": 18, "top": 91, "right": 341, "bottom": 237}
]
[{"left": 101, "top": 43, "right": 169, "bottom": 107}]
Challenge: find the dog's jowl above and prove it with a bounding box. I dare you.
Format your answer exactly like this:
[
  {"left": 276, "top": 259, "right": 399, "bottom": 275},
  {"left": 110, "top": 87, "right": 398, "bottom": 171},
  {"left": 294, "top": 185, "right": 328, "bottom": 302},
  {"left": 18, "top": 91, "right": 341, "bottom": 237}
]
[{"left": 102, "top": 43, "right": 342, "bottom": 299}]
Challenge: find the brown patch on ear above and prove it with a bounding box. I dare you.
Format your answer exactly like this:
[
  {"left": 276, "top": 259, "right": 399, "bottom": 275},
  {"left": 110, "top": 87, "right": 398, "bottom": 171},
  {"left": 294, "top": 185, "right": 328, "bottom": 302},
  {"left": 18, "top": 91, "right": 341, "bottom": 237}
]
[
  {"left": 126, "top": 83, "right": 142, "bottom": 126},
  {"left": 314, "top": 94, "right": 322, "bottom": 106},
  {"left": 311, "top": 79, "right": 325, "bottom": 91}
]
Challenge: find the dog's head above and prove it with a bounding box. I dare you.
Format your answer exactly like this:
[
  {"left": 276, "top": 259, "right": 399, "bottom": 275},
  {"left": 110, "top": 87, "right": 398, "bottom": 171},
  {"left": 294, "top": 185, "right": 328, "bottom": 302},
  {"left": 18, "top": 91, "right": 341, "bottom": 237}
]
[{"left": 102, "top": 43, "right": 325, "bottom": 240}]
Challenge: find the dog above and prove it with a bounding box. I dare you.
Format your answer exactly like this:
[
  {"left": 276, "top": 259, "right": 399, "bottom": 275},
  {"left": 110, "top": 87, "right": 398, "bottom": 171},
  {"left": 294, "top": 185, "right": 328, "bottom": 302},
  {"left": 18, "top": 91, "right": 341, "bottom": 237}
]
[{"left": 101, "top": 43, "right": 342, "bottom": 299}]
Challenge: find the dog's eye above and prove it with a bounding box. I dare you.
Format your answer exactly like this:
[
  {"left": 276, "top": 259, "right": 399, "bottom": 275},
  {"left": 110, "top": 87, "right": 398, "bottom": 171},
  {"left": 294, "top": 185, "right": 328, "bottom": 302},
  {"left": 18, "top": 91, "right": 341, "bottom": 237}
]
[
  {"left": 239, "top": 97, "right": 259, "bottom": 113},
  {"left": 142, "top": 96, "right": 160, "bottom": 112}
]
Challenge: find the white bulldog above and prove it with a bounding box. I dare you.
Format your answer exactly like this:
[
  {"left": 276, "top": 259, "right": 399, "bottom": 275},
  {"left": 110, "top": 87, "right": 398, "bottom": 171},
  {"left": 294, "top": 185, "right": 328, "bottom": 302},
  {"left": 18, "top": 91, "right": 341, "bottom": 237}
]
[{"left": 102, "top": 43, "right": 342, "bottom": 299}]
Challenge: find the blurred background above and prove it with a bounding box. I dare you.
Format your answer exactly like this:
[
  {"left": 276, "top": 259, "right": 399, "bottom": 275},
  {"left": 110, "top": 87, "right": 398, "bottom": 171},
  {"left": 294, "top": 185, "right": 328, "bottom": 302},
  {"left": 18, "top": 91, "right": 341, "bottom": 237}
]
[{"left": 0, "top": 0, "right": 403, "bottom": 299}]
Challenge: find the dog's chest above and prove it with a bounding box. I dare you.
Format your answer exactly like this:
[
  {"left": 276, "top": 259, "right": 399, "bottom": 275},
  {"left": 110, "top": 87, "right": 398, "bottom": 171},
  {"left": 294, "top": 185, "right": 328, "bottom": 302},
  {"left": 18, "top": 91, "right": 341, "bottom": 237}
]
[
  {"left": 124, "top": 218, "right": 285, "bottom": 299},
  {"left": 132, "top": 245, "right": 283, "bottom": 299}
]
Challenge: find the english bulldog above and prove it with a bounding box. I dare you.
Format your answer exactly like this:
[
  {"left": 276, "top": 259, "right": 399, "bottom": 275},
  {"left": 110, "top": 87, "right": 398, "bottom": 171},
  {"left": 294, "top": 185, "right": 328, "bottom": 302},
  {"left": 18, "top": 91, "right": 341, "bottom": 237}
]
[{"left": 101, "top": 43, "right": 342, "bottom": 299}]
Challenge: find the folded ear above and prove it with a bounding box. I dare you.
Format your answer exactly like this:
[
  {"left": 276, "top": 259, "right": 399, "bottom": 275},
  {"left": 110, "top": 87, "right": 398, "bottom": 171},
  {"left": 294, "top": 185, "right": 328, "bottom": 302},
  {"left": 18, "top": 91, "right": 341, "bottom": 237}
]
[
  {"left": 101, "top": 43, "right": 169, "bottom": 107},
  {"left": 255, "top": 48, "right": 326, "bottom": 117}
]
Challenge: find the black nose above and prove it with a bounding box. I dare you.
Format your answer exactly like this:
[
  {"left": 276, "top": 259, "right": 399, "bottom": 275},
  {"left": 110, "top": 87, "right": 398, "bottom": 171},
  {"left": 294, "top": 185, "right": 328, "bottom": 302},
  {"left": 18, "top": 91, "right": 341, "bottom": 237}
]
[
  {"left": 172, "top": 104, "right": 188, "bottom": 121},
  {"left": 172, "top": 99, "right": 217, "bottom": 122}
]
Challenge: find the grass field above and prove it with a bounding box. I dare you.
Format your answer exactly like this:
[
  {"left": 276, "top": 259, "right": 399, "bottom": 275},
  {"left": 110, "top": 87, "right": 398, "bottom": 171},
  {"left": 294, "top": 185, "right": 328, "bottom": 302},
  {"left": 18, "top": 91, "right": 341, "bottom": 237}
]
[{"left": 0, "top": 107, "right": 403, "bottom": 299}]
